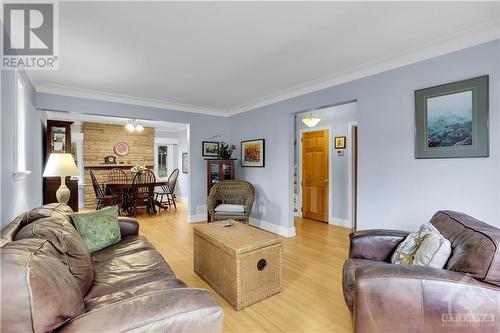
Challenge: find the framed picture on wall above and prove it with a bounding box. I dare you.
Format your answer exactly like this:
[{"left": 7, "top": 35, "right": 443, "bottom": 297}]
[
  {"left": 202, "top": 141, "right": 219, "bottom": 157},
  {"left": 241, "top": 139, "right": 265, "bottom": 167},
  {"left": 182, "top": 152, "right": 188, "bottom": 173},
  {"left": 334, "top": 136, "right": 346, "bottom": 149},
  {"left": 415, "top": 75, "right": 489, "bottom": 158}
]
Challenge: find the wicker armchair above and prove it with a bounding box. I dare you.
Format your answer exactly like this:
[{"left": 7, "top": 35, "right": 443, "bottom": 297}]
[{"left": 207, "top": 180, "right": 255, "bottom": 223}]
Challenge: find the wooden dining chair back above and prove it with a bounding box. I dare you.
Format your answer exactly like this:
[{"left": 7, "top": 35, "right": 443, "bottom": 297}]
[
  {"left": 130, "top": 170, "right": 156, "bottom": 215},
  {"left": 155, "top": 168, "right": 179, "bottom": 212},
  {"left": 90, "top": 169, "right": 120, "bottom": 210},
  {"left": 108, "top": 168, "right": 128, "bottom": 183}
]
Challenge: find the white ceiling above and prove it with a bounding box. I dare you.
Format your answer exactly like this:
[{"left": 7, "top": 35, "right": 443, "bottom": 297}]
[
  {"left": 29, "top": 2, "right": 500, "bottom": 116},
  {"left": 45, "top": 111, "right": 189, "bottom": 132}
]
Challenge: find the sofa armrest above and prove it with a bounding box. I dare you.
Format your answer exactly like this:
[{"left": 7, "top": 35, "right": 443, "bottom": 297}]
[
  {"left": 354, "top": 264, "right": 500, "bottom": 333},
  {"left": 56, "top": 288, "right": 224, "bottom": 333},
  {"left": 349, "top": 229, "right": 409, "bottom": 261},
  {"left": 117, "top": 217, "right": 139, "bottom": 237}
]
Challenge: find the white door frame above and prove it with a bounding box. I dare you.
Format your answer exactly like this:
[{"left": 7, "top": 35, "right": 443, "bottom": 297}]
[
  {"left": 297, "top": 125, "right": 332, "bottom": 224},
  {"left": 347, "top": 121, "right": 358, "bottom": 229}
]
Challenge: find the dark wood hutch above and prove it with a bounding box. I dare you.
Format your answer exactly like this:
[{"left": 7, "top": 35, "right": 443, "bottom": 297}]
[
  {"left": 44, "top": 120, "right": 79, "bottom": 211},
  {"left": 206, "top": 159, "right": 235, "bottom": 221}
]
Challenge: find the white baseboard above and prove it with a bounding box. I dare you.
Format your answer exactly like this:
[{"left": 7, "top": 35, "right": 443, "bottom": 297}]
[
  {"left": 249, "top": 217, "right": 296, "bottom": 238},
  {"left": 188, "top": 214, "right": 207, "bottom": 223},
  {"left": 329, "top": 217, "right": 351, "bottom": 228}
]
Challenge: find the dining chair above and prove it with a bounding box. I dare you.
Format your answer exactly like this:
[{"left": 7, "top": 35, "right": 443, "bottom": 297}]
[
  {"left": 108, "top": 168, "right": 128, "bottom": 183},
  {"left": 130, "top": 170, "right": 156, "bottom": 215},
  {"left": 154, "top": 168, "right": 179, "bottom": 212},
  {"left": 90, "top": 169, "right": 121, "bottom": 210},
  {"left": 107, "top": 168, "right": 130, "bottom": 212}
]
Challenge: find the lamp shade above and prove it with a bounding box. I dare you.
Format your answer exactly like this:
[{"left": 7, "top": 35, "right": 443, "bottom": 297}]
[{"left": 43, "top": 153, "right": 79, "bottom": 177}]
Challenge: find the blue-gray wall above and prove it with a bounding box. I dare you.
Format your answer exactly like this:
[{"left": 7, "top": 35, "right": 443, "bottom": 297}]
[
  {"left": 229, "top": 40, "right": 500, "bottom": 231},
  {"left": 296, "top": 102, "right": 357, "bottom": 222},
  {"left": 2, "top": 40, "right": 499, "bottom": 233},
  {"left": 1, "top": 70, "right": 44, "bottom": 227}
]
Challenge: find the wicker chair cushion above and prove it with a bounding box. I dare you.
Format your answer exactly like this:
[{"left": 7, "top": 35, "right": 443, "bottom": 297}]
[{"left": 214, "top": 204, "right": 246, "bottom": 213}]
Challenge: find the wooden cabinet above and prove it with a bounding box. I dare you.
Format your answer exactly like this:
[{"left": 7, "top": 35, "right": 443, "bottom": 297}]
[
  {"left": 206, "top": 159, "right": 235, "bottom": 222},
  {"left": 44, "top": 120, "right": 79, "bottom": 212},
  {"left": 206, "top": 159, "right": 235, "bottom": 195}
]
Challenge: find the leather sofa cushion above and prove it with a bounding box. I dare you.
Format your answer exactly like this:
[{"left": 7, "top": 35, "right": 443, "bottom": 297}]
[
  {"left": 85, "top": 245, "right": 176, "bottom": 300},
  {"left": 15, "top": 216, "right": 94, "bottom": 296},
  {"left": 22, "top": 203, "right": 74, "bottom": 224},
  {"left": 1, "top": 203, "right": 73, "bottom": 241},
  {"left": 1, "top": 239, "right": 84, "bottom": 333},
  {"left": 342, "top": 259, "right": 390, "bottom": 311},
  {"left": 85, "top": 278, "right": 187, "bottom": 311},
  {"left": 91, "top": 235, "right": 155, "bottom": 262},
  {"left": 431, "top": 211, "right": 500, "bottom": 286}
]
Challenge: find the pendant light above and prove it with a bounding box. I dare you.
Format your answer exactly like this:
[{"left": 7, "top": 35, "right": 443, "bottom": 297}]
[
  {"left": 125, "top": 118, "right": 144, "bottom": 132},
  {"left": 302, "top": 111, "right": 321, "bottom": 127}
]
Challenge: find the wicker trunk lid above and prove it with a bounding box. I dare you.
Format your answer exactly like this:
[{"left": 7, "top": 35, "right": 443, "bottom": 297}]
[{"left": 193, "top": 221, "right": 282, "bottom": 310}]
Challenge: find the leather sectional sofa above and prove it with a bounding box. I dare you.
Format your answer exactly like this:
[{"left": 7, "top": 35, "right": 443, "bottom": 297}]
[
  {"left": 343, "top": 210, "right": 500, "bottom": 333},
  {"left": 1, "top": 203, "right": 224, "bottom": 333}
]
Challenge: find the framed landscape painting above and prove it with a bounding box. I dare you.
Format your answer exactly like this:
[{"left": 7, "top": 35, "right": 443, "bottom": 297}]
[
  {"left": 202, "top": 141, "right": 219, "bottom": 157},
  {"left": 415, "top": 75, "right": 489, "bottom": 159},
  {"left": 241, "top": 139, "right": 265, "bottom": 167}
]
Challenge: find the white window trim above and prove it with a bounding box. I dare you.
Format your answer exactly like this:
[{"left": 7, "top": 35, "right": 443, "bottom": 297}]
[
  {"left": 13, "top": 72, "right": 31, "bottom": 180},
  {"left": 154, "top": 137, "right": 178, "bottom": 145},
  {"left": 71, "top": 132, "right": 84, "bottom": 185}
]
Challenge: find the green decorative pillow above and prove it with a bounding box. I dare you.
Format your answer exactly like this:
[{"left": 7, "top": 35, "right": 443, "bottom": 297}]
[{"left": 71, "top": 206, "right": 121, "bottom": 253}]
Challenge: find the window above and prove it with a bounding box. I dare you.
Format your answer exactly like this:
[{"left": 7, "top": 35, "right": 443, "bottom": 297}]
[
  {"left": 154, "top": 138, "right": 177, "bottom": 180},
  {"left": 13, "top": 74, "right": 31, "bottom": 179},
  {"left": 157, "top": 145, "right": 169, "bottom": 178}
]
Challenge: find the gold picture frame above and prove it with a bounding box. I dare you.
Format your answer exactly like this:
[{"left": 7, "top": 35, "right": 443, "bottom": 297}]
[{"left": 334, "top": 136, "right": 346, "bottom": 149}]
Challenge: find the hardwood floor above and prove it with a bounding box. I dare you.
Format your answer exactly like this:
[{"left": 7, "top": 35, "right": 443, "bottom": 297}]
[{"left": 135, "top": 202, "right": 353, "bottom": 333}]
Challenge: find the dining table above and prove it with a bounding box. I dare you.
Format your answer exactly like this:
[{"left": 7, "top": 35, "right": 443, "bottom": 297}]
[{"left": 104, "top": 181, "right": 168, "bottom": 214}]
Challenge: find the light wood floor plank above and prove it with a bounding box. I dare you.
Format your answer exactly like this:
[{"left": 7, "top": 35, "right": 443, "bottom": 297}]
[{"left": 134, "top": 202, "right": 353, "bottom": 333}]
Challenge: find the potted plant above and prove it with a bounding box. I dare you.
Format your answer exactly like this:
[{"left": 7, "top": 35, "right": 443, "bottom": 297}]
[
  {"left": 131, "top": 164, "right": 147, "bottom": 175},
  {"left": 218, "top": 142, "right": 236, "bottom": 159}
]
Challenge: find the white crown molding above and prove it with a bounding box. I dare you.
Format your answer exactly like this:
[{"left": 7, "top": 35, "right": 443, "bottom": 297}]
[
  {"left": 36, "top": 84, "right": 228, "bottom": 117},
  {"left": 36, "top": 20, "right": 499, "bottom": 118},
  {"left": 226, "top": 19, "right": 500, "bottom": 116}
]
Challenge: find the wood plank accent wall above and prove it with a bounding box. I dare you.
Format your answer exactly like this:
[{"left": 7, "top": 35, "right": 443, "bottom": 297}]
[{"left": 83, "top": 122, "right": 154, "bottom": 208}]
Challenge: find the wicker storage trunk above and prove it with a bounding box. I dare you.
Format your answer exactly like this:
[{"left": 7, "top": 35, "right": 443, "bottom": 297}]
[{"left": 193, "top": 221, "right": 282, "bottom": 310}]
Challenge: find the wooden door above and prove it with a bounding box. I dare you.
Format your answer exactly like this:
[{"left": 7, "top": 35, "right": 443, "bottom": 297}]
[{"left": 302, "top": 130, "right": 329, "bottom": 222}]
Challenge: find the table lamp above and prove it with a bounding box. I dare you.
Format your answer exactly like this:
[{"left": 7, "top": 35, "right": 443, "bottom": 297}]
[{"left": 43, "top": 153, "right": 79, "bottom": 204}]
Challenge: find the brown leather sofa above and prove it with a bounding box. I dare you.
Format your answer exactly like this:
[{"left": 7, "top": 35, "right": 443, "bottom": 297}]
[
  {"left": 343, "top": 210, "right": 500, "bottom": 333},
  {"left": 1, "top": 203, "right": 224, "bottom": 333}
]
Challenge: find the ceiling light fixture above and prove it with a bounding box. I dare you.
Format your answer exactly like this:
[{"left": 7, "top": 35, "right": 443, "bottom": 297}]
[
  {"left": 125, "top": 118, "right": 144, "bottom": 132},
  {"left": 302, "top": 111, "right": 321, "bottom": 127}
]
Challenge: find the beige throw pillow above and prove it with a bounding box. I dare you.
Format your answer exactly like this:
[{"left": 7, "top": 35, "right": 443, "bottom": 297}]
[{"left": 391, "top": 223, "right": 451, "bottom": 268}]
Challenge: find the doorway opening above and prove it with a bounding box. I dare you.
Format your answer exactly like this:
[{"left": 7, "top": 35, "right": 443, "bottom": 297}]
[
  {"left": 348, "top": 122, "right": 358, "bottom": 231},
  {"left": 293, "top": 100, "right": 358, "bottom": 229},
  {"left": 41, "top": 110, "right": 190, "bottom": 214}
]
